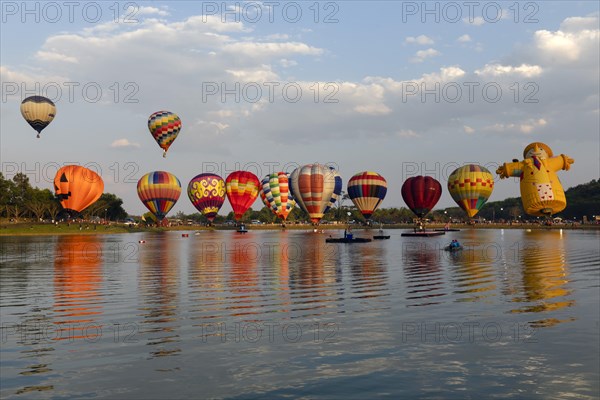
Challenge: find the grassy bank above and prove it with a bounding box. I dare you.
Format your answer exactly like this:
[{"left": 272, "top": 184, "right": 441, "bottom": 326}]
[{"left": 1, "top": 221, "right": 598, "bottom": 236}]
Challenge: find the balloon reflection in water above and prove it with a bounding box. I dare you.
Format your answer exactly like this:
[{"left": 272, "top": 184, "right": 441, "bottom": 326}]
[
  {"left": 510, "top": 230, "right": 573, "bottom": 328},
  {"left": 348, "top": 244, "right": 389, "bottom": 301},
  {"left": 227, "top": 234, "right": 260, "bottom": 317},
  {"left": 447, "top": 230, "right": 497, "bottom": 302},
  {"left": 138, "top": 234, "right": 181, "bottom": 358},
  {"left": 402, "top": 242, "right": 446, "bottom": 307},
  {"left": 53, "top": 235, "right": 103, "bottom": 340}
]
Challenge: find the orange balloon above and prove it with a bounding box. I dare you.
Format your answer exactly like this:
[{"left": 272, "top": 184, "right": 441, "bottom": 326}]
[{"left": 54, "top": 165, "right": 104, "bottom": 212}]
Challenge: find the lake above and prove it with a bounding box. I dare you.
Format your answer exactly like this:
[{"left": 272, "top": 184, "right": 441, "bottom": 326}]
[{"left": 1, "top": 229, "right": 599, "bottom": 399}]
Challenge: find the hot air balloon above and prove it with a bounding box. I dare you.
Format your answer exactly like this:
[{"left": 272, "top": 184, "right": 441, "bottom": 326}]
[
  {"left": 20, "top": 96, "right": 56, "bottom": 138},
  {"left": 447, "top": 165, "right": 494, "bottom": 218},
  {"left": 137, "top": 171, "right": 181, "bottom": 222},
  {"left": 347, "top": 171, "right": 387, "bottom": 220},
  {"left": 289, "top": 164, "right": 343, "bottom": 224},
  {"left": 225, "top": 171, "right": 260, "bottom": 220},
  {"left": 148, "top": 111, "right": 181, "bottom": 157},
  {"left": 259, "top": 172, "right": 296, "bottom": 221},
  {"left": 496, "top": 142, "right": 574, "bottom": 217},
  {"left": 54, "top": 165, "right": 104, "bottom": 213},
  {"left": 187, "top": 173, "right": 226, "bottom": 223},
  {"left": 401, "top": 176, "right": 442, "bottom": 219}
]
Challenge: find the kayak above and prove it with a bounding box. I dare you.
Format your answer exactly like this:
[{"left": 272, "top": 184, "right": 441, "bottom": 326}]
[{"left": 444, "top": 245, "right": 463, "bottom": 252}]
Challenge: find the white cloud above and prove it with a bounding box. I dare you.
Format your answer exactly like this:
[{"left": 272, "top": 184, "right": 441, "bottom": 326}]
[
  {"left": 279, "top": 59, "right": 298, "bottom": 68},
  {"left": 475, "top": 64, "right": 543, "bottom": 78},
  {"left": 264, "top": 33, "right": 290, "bottom": 41},
  {"left": 111, "top": 139, "right": 140, "bottom": 148},
  {"left": 457, "top": 34, "right": 472, "bottom": 43},
  {"left": 353, "top": 104, "right": 391, "bottom": 115},
  {"left": 534, "top": 28, "right": 598, "bottom": 62},
  {"left": 405, "top": 35, "right": 434, "bottom": 45},
  {"left": 35, "top": 51, "right": 78, "bottom": 63},
  {"left": 483, "top": 118, "right": 548, "bottom": 135},
  {"left": 463, "top": 16, "right": 485, "bottom": 26},
  {"left": 138, "top": 6, "right": 170, "bottom": 16},
  {"left": 463, "top": 125, "right": 475, "bottom": 134},
  {"left": 410, "top": 48, "right": 440, "bottom": 63},
  {"left": 396, "top": 130, "right": 419, "bottom": 138}
]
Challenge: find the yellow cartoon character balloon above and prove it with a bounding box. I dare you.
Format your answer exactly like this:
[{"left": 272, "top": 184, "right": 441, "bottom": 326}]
[{"left": 496, "top": 142, "right": 574, "bottom": 217}]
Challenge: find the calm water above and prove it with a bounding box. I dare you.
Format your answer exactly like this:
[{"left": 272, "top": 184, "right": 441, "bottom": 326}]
[{"left": 1, "top": 229, "right": 599, "bottom": 399}]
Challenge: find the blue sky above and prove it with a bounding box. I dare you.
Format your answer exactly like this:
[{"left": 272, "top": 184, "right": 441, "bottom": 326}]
[{"left": 1, "top": 1, "right": 599, "bottom": 216}]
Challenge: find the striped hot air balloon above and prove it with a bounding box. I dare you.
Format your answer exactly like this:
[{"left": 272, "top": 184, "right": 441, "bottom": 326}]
[
  {"left": 20, "top": 96, "right": 56, "bottom": 138},
  {"left": 226, "top": 171, "right": 260, "bottom": 220},
  {"left": 347, "top": 171, "right": 387, "bottom": 220},
  {"left": 187, "top": 173, "right": 226, "bottom": 223},
  {"left": 401, "top": 176, "right": 442, "bottom": 219},
  {"left": 137, "top": 171, "right": 182, "bottom": 221},
  {"left": 54, "top": 165, "right": 104, "bottom": 213},
  {"left": 447, "top": 165, "right": 494, "bottom": 218},
  {"left": 289, "top": 164, "right": 343, "bottom": 224},
  {"left": 148, "top": 111, "right": 182, "bottom": 157},
  {"left": 259, "top": 172, "right": 296, "bottom": 221}
]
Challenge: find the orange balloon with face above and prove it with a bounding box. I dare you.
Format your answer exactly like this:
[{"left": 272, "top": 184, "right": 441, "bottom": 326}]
[{"left": 54, "top": 165, "right": 104, "bottom": 212}]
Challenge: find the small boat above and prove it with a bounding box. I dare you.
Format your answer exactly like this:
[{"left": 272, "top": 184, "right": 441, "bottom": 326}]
[
  {"left": 182, "top": 233, "right": 189, "bottom": 237},
  {"left": 326, "top": 237, "right": 372, "bottom": 243},
  {"left": 435, "top": 228, "right": 461, "bottom": 232},
  {"left": 237, "top": 224, "right": 248, "bottom": 234},
  {"left": 373, "top": 229, "right": 390, "bottom": 240}
]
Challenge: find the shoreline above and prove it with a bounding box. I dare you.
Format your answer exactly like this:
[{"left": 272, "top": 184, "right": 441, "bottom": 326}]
[{"left": 1, "top": 222, "right": 598, "bottom": 236}]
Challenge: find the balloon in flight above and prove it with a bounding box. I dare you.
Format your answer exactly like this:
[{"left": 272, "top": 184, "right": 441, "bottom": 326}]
[
  {"left": 187, "top": 173, "right": 226, "bottom": 223},
  {"left": 20, "top": 96, "right": 56, "bottom": 138},
  {"left": 401, "top": 175, "right": 442, "bottom": 218},
  {"left": 447, "top": 165, "right": 494, "bottom": 218},
  {"left": 148, "top": 111, "right": 181, "bottom": 157},
  {"left": 226, "top": 171, "right": 260, "bottom": 220},
  {"left": 259, "top": 172, "right": 296, "bottom": 221},
  {"left": 54, "top": 165, "right": 104, "bottom": 213},
  {"left": 289, "top": 164, "right": 343, "bottom": 224},
  {"left": 347, "top": 171, "right": 387, "bottom": 220},
  {"left": 137, "top": 171, "right": 182, "bottom": 221},
  {"left": 496, "top": 142, "right": 574, "bottom": 217}
]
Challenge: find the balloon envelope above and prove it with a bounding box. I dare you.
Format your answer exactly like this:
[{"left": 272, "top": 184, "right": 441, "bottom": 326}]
[
  {"left": 137, "top": 171, "right": 181, "bottom": 220},
  {"left": 289, "top": 164, "right": 343, "bottom": 224},
  {"left": 21, "top": 96, "right": 56, "bottom": 138},
  {"left": 447, "top": 165, "right": 494, "bottom": 218},
  {"left": 54, "top": 165, "right": 104, "bottom": 213},
  {"left": 401, "top": 176, "right": 442, "bottom": 218},
  {"left": 148, "top": 111, "right": 181, "bottom": 157},
  {"left": 226, "top": 171, "right": 260, "bottom": 220},
  {"left": 187, "top": 173, "right": 226, "bottom": 222},
  {"left": 347, "top": 171, "right": 387, "bottom": 220},
  {"left": 259, "top": 172, "right": 296, "bottom": 221}
]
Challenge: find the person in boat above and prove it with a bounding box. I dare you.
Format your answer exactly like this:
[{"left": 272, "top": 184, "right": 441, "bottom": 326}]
[{"left": 450, "top": 239, "right": 461, "bottom": 249}]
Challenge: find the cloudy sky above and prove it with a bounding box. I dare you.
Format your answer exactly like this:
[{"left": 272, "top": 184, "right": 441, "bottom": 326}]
[{"left": 1, "top": 1, "right": 598, "bottom": 215}]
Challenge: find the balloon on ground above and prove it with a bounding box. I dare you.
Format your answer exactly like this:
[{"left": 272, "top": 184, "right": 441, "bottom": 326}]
[
  {"left": 448, "top": 165, "right": 494, "bottom": 218},
  {"left": 148, "top": 111, "right": 182, "bottom": 157},
  {"left": 188, "top": 173, "right": 226, "bottom": 223},
  {"left": 260, "top": 172, "right": 296, "bottom": 221},
  {"left": 347, "top": 171, "right": 387, "bottom": 220},
  {"left": 496, "top": 142, "right": 574, "bottom": 217},
  {"left": 54, "top": 165, "right": 104, "bottom": 213},
  {"left": 226, "top": 171, "right": 260, "bottom": 220},
  {"left": 289, "top": 164, "right": 343, "bottom": 224},
  {"left": 137, "top": 171, "right": 182, "bottom": 221},
  {"left": 20, "top": 96, "right": 56, "bottom": 138},
  {"left": 401, "top": 175, "right": 442, "bottom": 219}
]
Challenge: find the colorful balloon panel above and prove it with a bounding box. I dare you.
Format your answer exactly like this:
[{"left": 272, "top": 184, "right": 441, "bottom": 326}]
[
  {"left": 137, "top": 171, "right": 181, "bottom": 220},
  {"left": 148, "top": 111, "right": 181, "bottom": 157},
  {"left": 187, "top": 173, "right": 226, "bottom": 222},
  {"left": 226, "top": 171, "right": 260, "bottom": 220},
  {"left": 401, "top": 175, "right": 442, "bottom": 218},
  {"left": 347, "top": 171, "right": 387, "bottom": 220},
  {"left": 260, "top": 172, "right": 296, "bottom": 221},
  {"left": 448, "top": 165, "right": 494, "bottom": 218},
  {"left": 289, "top": 164, "right": 342, "bottom": 224},
  {"left": 54, "top": 165, "right": 104, "bottom": 213},
  {"left": 20, "top": 96, "right": 56, "bottom": 138}
]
